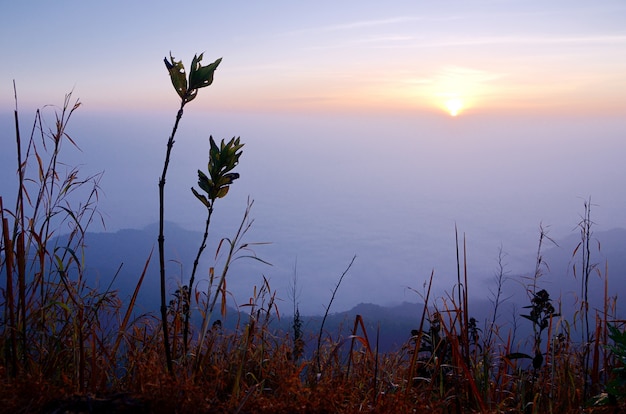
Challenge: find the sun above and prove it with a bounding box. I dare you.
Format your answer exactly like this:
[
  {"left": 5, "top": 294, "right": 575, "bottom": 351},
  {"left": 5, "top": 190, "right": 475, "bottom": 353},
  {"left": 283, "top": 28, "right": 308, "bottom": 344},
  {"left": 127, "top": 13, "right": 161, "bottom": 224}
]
[{"left": 445, "top": 98, "right": 463, "bottom": 117}]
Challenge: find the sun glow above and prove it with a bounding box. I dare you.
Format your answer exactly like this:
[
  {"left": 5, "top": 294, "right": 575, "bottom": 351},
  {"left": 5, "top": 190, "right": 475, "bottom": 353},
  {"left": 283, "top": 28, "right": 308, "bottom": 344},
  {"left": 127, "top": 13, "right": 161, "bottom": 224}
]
[{"left": 445, "top": 98, "right": 463, "bottom": 116}]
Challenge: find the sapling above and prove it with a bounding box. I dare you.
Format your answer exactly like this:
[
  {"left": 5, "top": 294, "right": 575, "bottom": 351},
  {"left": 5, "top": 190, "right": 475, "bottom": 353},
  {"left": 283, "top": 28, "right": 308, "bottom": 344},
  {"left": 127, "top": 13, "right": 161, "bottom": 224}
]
[{"left": 160, "top": 53, "right": 221, "bottom": 373}]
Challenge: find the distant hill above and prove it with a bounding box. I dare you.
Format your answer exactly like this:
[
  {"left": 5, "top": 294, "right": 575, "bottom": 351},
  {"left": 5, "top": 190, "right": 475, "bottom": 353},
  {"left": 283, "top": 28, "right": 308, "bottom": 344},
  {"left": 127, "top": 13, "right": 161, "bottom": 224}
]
[
  {"left": 46, "top": 224, "right": 626, "bottom": 355},
  {"left": 76, "top": 221, "right": 207, "bottom": 315},
  {"left": 272, "top": 301, "right": 425, "bottom": 355}
]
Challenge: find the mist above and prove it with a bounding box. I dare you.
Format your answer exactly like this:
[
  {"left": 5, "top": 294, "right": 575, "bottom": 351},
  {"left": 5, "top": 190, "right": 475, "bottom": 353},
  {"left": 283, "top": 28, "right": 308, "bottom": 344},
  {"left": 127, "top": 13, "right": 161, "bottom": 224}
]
[{"left": 1, "top": 107, "right": 625, "bottom": 315}]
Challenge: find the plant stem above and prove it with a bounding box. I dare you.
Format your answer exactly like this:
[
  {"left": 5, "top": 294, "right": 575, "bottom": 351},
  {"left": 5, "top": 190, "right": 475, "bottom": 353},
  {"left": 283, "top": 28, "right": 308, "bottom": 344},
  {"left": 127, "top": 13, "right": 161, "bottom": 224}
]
[
  {"left": 194, "top": 200, "right": 254, "bottom": 373},
  {"left": 183, "top": 203, "right": 213, "bottom": 355},
  {"left": 579, "top": 198, "right": 593, "bottom": 400},
  {"left": 405, "top": 269, "right": 435, "bottom": 398},
  {"left": 159, "top": 102, "right": 185, "bottom": 374},
  {"left": 316, "top": 255, "right": 356, "bottom": 374}
]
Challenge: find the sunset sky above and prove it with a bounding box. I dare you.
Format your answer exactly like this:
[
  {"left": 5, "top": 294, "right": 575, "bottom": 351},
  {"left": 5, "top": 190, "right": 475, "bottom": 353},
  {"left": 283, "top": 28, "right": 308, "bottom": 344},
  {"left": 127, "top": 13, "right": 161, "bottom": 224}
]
[
  {"left": 2, "top": 1, "right": 626, "bottom": 116},
  {"left": 2, "top": 1, "right": 626, "bottom": 313}
]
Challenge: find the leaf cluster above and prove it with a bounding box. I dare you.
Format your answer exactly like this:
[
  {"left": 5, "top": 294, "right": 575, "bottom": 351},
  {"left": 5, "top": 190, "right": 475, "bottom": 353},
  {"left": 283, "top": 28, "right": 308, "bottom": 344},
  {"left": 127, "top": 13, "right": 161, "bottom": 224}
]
[
  {"left": 164, "top": 53, "right": 222, "bottom": 104},
  {"left": 192, "top": 136, "right": 243, "bottom": 207},
  {"left": 607, "top": 324, "right": 626, "bottom": 398},
  {"left": 521, "top": 288, "right": 559, "bottom": 331},
  {"left": 507, "top": 289, "right": 560, "bottom": 369}
]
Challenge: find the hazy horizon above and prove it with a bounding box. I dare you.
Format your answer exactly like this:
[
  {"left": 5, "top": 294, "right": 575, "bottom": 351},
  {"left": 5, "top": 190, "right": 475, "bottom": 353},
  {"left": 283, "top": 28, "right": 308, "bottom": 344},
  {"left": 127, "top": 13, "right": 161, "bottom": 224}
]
[{"left": 2, "top": 108, "right": 624, "bottom": 315}]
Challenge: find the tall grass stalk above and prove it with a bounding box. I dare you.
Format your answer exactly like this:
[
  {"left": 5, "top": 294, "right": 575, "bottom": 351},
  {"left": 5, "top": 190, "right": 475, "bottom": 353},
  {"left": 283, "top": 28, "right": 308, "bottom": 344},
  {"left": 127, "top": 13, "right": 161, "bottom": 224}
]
[
  {"left": 405, "top": 269, "right": 434, "bottom": 398},
  {"left": 1, "top": 89, "right": 108, "bottom": 394},
  {"left": 316, "top": 255, "right": 357, "bottom": 374},
  {"left": 288, "top": 259, "right": 304, "bottom": 361},
  {"left": 486, "top": 246, "right": 511, "bottom": 347},
  {"left": 1, "top": 197, "right": 17, "bottom": 377},
  {"left": 194, "top": 199, "right": 269, "bottom": 373},
  {"left": 346, "top": 314, "right": 373, "bottom": 378},
  {"left": 110, "top": 248, "right": 153, "bottom": 361},
  {"left": 573, "top": 197, "right": 598, "bottom": 400}
]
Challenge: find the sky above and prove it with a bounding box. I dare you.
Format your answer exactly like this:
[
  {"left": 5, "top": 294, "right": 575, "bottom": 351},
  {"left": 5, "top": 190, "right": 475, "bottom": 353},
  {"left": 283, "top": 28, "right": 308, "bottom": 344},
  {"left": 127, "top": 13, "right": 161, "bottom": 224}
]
[
  {"left": 2, "top": 1, "right": 626, "bottom": 115},
  {"left": 2, "top": 1, "right": 626, "bottom": 315}
]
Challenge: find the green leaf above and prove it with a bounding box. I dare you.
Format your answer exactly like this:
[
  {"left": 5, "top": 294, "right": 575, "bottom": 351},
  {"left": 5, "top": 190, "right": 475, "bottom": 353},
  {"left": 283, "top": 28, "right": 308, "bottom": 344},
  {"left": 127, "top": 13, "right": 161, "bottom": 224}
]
[
  {"left": 189, "top": 54, "right": 222, "bottom": 91},
  {"left": 222, "top": 172, "right": 240, "bottom": 185},
  {"left": 506, "top": 352, "right": 532, "bottom": 360},
  {"left": 215, "top": 186, "right": 229, "bottom": 199},
  {"left": 164, "top": 53, "right": 188, "bottom": 100},
  {"left": 196, "top": 135, "right": 245, "bottom": 202},
  {"left": 47, "top": 300, "right": 72, "bottom": 314},
  {"left": 165, "top": 53, "right": 222, "bottom": 103},
  {"left": 191, "top": 187, "right": 210, "bottom": 208},
  {"left": 197, "top": 170, "right": 212, "bottom": 195}
]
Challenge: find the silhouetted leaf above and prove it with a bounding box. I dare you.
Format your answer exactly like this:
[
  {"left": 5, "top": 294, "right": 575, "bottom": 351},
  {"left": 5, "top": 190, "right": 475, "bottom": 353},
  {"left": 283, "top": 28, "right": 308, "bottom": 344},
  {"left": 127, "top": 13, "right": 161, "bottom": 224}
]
[
  {"left": 165, "top": 53, "right": 221, "bottom": 103},
  {"left": 164, "top": 53, "right": 187, "bottom": 100},
  {"left": 506, "top": 352, "right": 532, "bottom": 360},
  {"left": 215, "top": 186, "right": 229, "bottom": 199},
  {"left": 189, "top": 54, "right": 222, "bottom": 91},
  {"left": 197, "top": 170, "right": 212, "bottom": 195},
  {"left": 191, "top": 187, "right": 210, "bottom": 207}
]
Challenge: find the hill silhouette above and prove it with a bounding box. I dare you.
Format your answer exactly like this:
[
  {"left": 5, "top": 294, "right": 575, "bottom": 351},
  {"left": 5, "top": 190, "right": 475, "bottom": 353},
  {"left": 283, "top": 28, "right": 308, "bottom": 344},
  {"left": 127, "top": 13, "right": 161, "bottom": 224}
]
[{"left": 50, "top": 224, "right": 626, "bottom": 354}]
